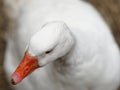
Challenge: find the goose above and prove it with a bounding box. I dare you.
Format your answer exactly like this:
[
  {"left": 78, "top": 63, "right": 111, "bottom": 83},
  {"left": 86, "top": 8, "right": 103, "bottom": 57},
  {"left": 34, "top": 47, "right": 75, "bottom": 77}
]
[{"left": 4, "top": 0, "right": 120, "bottom": 90}]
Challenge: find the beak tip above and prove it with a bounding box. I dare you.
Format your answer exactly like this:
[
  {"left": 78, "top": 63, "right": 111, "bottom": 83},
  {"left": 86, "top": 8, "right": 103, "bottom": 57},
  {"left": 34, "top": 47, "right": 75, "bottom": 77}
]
[
  {"left": 11, "top": 72, "right": 22, "bottom": 85},
  {"left": 11, "top": 78, "right": 17, "bottom": 85}
]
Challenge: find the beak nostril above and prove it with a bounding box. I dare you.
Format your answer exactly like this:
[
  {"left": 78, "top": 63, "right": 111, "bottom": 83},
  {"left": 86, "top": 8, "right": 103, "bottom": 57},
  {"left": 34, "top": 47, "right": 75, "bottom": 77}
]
[
  {"left": 24, "top": 67, "right": 29, "bottom": 73},
  {"left": 25, "top": 67, "right": 29, "bottom": 71}
]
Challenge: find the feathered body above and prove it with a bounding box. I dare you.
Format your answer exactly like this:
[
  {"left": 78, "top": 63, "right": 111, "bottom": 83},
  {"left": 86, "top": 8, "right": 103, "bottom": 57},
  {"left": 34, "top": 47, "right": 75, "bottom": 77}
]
[{"left": 4, "top": 0, "right": 120, "bottom": 90}]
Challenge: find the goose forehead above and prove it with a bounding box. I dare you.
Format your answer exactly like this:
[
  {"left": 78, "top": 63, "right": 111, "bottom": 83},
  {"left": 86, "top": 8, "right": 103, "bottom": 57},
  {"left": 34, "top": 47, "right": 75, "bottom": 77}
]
[
  {"left": 29, "top": 22, "right": 65, "bottom": 54},
  {"left": 30, "top": 32, "right": 59, "bottom": 50}
]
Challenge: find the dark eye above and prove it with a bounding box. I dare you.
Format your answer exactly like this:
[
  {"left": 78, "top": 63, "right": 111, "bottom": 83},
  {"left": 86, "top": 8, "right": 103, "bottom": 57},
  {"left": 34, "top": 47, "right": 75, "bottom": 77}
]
[{"left": 45, "top": 49, "right": 53, "bottom": 54}]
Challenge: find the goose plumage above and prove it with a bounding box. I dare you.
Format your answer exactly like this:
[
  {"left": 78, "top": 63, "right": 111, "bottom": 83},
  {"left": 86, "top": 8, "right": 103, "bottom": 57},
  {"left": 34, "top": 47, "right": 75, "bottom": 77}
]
[{"left": 4, "top": 0, "right": 120, "bottom": 90}]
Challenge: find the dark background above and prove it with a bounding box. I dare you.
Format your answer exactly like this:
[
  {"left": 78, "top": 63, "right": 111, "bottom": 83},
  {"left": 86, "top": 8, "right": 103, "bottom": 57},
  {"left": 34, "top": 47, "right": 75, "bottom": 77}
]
[{"left": 0, "top": 0, "right": 120, "bottom": 90}]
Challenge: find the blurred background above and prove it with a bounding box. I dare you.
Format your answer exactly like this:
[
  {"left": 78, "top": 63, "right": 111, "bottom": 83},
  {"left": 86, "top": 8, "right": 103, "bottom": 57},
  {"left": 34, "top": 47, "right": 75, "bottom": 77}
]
[{"left": 0, "top": 0, "right": 120, "bottom": 90}]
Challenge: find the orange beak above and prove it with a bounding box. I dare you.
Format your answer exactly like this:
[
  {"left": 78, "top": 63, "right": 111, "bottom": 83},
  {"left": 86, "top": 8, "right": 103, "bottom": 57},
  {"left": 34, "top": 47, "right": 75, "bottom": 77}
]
[{"left": 11, "top": 50, "right": 39, "bottom": 85}]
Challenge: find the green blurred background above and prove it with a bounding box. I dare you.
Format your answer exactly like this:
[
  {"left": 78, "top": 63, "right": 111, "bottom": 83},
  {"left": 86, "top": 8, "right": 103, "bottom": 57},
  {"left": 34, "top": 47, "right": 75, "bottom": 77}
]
[{"left": 0, "top": 0, "right": 120, "bottom": 90}]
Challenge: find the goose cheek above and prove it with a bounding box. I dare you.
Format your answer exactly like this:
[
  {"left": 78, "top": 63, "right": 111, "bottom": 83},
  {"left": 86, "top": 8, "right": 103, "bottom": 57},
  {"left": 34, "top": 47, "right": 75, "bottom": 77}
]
[{"left": 11, "top": 51, "right": 39, "bottom": 85}]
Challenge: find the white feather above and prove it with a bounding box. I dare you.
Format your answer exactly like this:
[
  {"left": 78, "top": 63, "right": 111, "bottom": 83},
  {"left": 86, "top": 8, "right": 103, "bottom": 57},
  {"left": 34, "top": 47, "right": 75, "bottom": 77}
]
[{"left": 4, "top": 0, "right": 120, "bottom": 90}]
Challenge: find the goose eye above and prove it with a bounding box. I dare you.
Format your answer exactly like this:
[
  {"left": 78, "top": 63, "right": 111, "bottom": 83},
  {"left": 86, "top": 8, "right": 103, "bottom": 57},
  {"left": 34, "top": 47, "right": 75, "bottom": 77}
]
[{"left": 45, "top": 49, "right": 53, "bottom": 54}]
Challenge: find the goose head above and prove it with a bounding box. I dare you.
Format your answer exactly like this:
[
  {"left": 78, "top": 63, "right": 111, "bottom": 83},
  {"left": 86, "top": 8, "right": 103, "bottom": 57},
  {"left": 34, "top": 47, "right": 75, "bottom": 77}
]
[{"left": 11, "top": 21, "right": 74, "bottom": 85}]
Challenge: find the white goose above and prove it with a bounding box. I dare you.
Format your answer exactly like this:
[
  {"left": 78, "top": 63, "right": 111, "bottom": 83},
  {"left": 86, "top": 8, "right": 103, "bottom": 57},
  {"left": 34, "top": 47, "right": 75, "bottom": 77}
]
[{"left": 4, "top": 0, "right": 120, "bottom": 90}]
